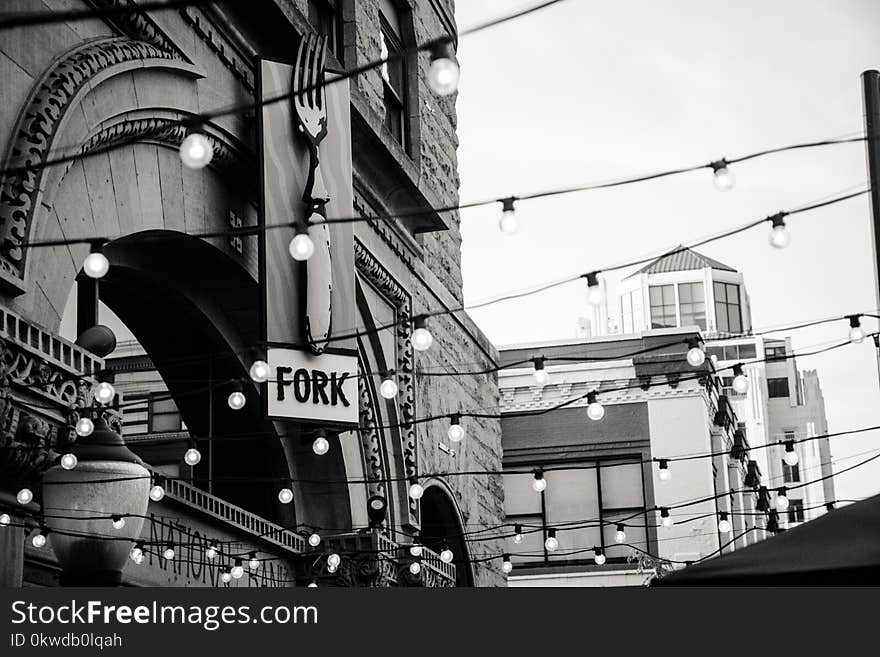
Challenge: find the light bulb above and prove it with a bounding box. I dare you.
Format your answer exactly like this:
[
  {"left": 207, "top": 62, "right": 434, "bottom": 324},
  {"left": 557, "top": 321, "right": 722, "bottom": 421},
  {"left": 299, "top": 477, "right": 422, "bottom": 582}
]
[
  {"left": 731, "top": 365, "right": 749, "bottom": 394},
  {"left": 289, "top": 230, "right": 315, "bottom": 261},
  {"left": 784, "top": 450, "right": 799, "bottom": 467},
  {"left": 231, "top": 562, "right": 244, "bottom": 579},
  {"left": 532, "top": 472, "right": 546, "bottom": 493},
  {"left": 221, "top": 570, "right": 232, "bottom": 584},
  {"left": 184, "top": 447, "right": 201, "bottom": 466},
  {"left": 249, "top": 360, "right": 270, "bottom": 383},
  {"left": 658, "top": 460, "right": 671, "bottom": 482},
  {"left": 149, "top": 484, "right": 165, "bottom": 502},
  {"left": 662, "top": 516, "right": 673, "bottom": 528},
  {"left": 687, "top": 346, "right": 706, "bottom": 367},
  {"left": 83, "top": 251, "right": 110, "bottom": 279},
  {"left": 308, "top": 533, "right": 321, "bottom": 548},
  {"left": 447, "top": 415, "right": 465, "bottom": 443},
  {"left": 428, "top": 55, "right": 459, "bottom": 96},
  {"left": 0, "top": 513, "right": 10, "bottom": 526},
  {"left": 594, "top": 551, "right": 606, "bottom": 565},
  {"left": 327, "top": 563, "right": 338, "bottom": 574},
  {"left": 163, "top": 545, "right": 175, "bottom": 560},
  {"left": 179, "top": 131, "right": 213, "bottom": 169},
  {"left": 129, "top": 545, "right": 144, "bottom": 563},
  {"left": 16, "top": 488, "right": 33, "bottom": 505},
  {"left": 533, "top": 368, "right": 550, "bottom": 387},
  {"left": 409, "top": 482, "right": 424, "bottom": 500},
  {"left": 502, "top": 557, "right": 513, "bottom": 574},
  {"left": 410, "top": 544, "right": 423, "bottom": 557},
  {"left": 712, "top": 163, "right": 735, "bottom": 191},
  {"left": 849, "top": 326, "right": 865, "bottom": 344},
  {"left": 440, "top": 548, "right": 453, "bottom": 563},
  {"left": 409, "top": 561, "right": 422, "bottom": 575},
  {"left": 60, "top": 453, "right": 78, "bottom": 470},
  {"left": 513, "top": 525, "right": 523, "bottom": 544},
  {"left": 614, "top": 525, "right": 626, "bottom": 544},
  {"left": 75, "top": 417, "right": 94, "bottom": 437},
  {"left": 327, "top": 553, "right": 341, "bottom": 568},
  {"left": 307, "top": 580, "right": 318, "bottom": 588},
  {"left": 587, "top": 400, "right": 605, "bottom": 421},
  {"left": 660, "top": 509, "right": 673, "bottom": 528},
  {"left": 312, "top": 435, "right": 330, "bottom": 456},
  {"left": 499, "top": 198, "right": 518, "bottom": 234},
  {"left": 93, "top": 381, "right": 115, "bottom": 405},
  {"left": 718, "top": 514, "right": 731, "bottom": 534},
  {"left": 32, "top": 532, "right": 47, "bottom": 548},
  {"left": 544, "top": 533, "right": 558, "bottom": 552},
  {"left": 278, "top": 488, "right": 294, "bottom": 504},
  {"left": 379, "top": 376, "right": 398, "bottom": 399},
  {"left": 769, "top": 224, "right": 789, "bottom": 249},
  {"left": 227, "top": 390, "right": 246, "bottom": 410},
  {"left": 411, "top": 318, "right": 433, "bottom": 352},
  {"left": 111, "top": 516, "right": 126, "bottom": 530},
  {"left": 206, "top": 544, "right": 218, "bottom": 560},
  {"left": 776, "top": 491, "right": 789, "bottom": 511}
]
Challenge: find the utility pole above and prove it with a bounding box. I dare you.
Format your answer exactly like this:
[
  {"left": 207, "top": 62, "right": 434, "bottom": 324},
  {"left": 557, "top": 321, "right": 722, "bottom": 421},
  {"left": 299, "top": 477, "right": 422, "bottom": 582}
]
[{"left": 861, "top": 71, "right": 880, "bottom": 384}]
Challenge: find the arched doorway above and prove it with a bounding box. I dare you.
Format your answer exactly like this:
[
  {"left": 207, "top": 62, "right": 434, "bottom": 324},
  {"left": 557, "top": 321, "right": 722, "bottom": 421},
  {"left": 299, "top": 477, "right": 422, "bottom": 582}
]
[{"left": 419, "top": 481, "right": 474, "bottom": 587}]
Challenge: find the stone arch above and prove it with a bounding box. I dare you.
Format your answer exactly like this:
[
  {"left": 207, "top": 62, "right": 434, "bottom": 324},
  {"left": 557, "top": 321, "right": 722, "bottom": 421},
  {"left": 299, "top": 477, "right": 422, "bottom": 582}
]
[{"left": 419, "top": 477, "right": 474, "bottom": 587}]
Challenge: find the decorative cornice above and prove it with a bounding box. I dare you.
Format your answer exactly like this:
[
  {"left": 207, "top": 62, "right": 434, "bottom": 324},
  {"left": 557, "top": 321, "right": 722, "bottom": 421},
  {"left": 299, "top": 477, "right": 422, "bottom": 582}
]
[
  {"left": 180, "top": 6, "right": 255, "bottom": 91},
  {"left": 86, "top": 0, "right": 185, "bottom": 58}
]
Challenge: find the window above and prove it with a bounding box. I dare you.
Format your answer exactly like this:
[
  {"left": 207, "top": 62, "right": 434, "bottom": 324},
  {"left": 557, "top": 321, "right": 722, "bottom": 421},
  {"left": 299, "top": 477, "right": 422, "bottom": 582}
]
[
  {"left": 619, "top": 290, "right": 643, "bottom": 334},
  {"left": 308, "top": 0, "right": 342, "bottom": 60},
  {"left": 649, "top": 285, "right": 676, "bottom": 328},
  {"left": 714, "top": 282, "right": 742, "bottom": 333},
  {"left": 678, "top": 283, "right": 706, "bottom": 330},
  {"left": 768, "top": 377, "right": 790, "bottom": 398},
  {"left": 705, "top": 343, "right": 756, "bottom": 362},
  {"left": 149, "top": 394, "right": 184, "bottom": 433},
  {"left": 765, "top": 344, "right": 787, "bottom": 360},
  {"left": 379, "top": 2, "right": 406, "bottom": 147},
  {"left": 787, "top": 498, "right": 805, "bottom": 523},
  {"left": 782, "top": 459, "right": 800, "bottom": 483}
]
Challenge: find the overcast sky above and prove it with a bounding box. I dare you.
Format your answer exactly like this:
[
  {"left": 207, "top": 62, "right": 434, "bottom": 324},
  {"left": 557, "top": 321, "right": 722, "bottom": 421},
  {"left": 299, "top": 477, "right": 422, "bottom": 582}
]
[{"left": 454, "top": 0, "right": 880, "bottom": 502}]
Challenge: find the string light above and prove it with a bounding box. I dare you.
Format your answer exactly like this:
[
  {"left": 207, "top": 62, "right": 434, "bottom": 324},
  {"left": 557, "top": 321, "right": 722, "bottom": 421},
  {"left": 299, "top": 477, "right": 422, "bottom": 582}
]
[
  {"left": 307, "top": 580, "right": 318, "bottom": 588},
  {"left": 614, "top": 524, "right": 626, "bottom": 544},
  {"left": 660, "top": 508, "right": 673, "bottom": 528},
  {"left": 220, "top": 569, "right": 232, "bottom": 584},
  {"left": 768, "top": 213, "right": 790, "bottom": 249},
  {"left": 584, "top": 271, "right": 602, "bottom": 306},
  {"left": 410, "top": 316, "right": 433, "bottom": 352},
  {"left": 427, "top": 40, "right": 459, "bottom": 96},
  {"left": 231, "top": 559, "right": 244, "bottom": 579},
  {"left": 16, "top": 488, "right": 33, "bottom": 505},
  {"left": 308, "top": 532, "right": 322, "bottom": 548},
  {"left": 0, "top": 513, "right": 10, "bottom": 526},
  {"left": 409, "top": 543, "right": 423, "bottom": 558},
  {"left": 312, "top": 430, "right": 330, "bottom": 456},
  {"left": 111, "top": 515, "right": 125, "bottom": 530},
  {"left": 278, "top": 488, "right": 294, "bottom": 504},
  {"left": 327, "top": 563, "right": 338, "bottom": 574},
  {"left": 532, "top": 357, "right": 549, "bottom": 387},
  {"left": 32, "top": 529, "right": 48, "bottom": 548},
  {"left": 227, "top": 384, "right": 246, "bottom": 410},
  {"left": 206, "top": 541, "right": 219, "bottom": 560},
  {"left": 717, "top": 512, "right": 731, "bottom": 534},
  {"left": 784, "top": 440, "right": 799, "bottom": 466},
  {"left": 544, "top": 528, "right": 558, "bottom": 552},
  {"left": 409, "top": 560, "right": 422, "bottom": 575},
  {"left": 408, "top": 477, "right": 425, "bottom": 500},
  {"left": 288, "top": 223, "right": 315, "bottom": 261},
  {"left": 249, "top": 360, "right": 270, "bottom": 383},
  {"left": 447, "top": 414, "right": 465, "bottom": 443},
  {"left": 775, "top": 487, "right": 789, "bottom": 511},
  {"left": 501, "top": 554, "right": 513, "bottom": 574},
  {"left": 586, "top": 391, "right": 605, "bottom": 421},
  {"left": 93, "top": 381, "right": 115, "bottom": 405},
  {"left": 75, "top": 417, "right": 94, "bottom": 437},
  {"left": 499, "top": 197, "right": 518, "bottom": 234},
  {"left": 732, "top": 364, "right": 749, "bottom": 394},
  {"left": 513, "top": 524, "right": 524, "bottom": 544},
  {"left": 60, "top": 453, "right": 78, "bottom": 470},
  {"left": 184, "top": 443, "right": 201, "bottom": 466},
  {"left": 149, "top": 483, "right": 165, "bottom": 502},
  {"left": 440, "top": 546, "right": 454, "bottom": 563},
  {"left": 658, "top": 459, "right": 671, "bottom": 482},
  {"left": 327, "top": 553, "right": 341, "bottom": 569},
  {"left": 848, "top": 315, "right": 865, "bottom": 344},
  {"left": 686, "top": 338, "right": 706, "bottom": 367},
  {"left": 82, "top": 242, "right": 110, "bottom": 279},
  {"left": 593, "top": 548, "right": 606, "bottom": 565},
  {"left": 179, "top": 127, "right": 213, "bottom": 169},
  {"left": 129, "top": 543, "right": 144, "bottom": 564},
  {"left": 531, "top": 468, "right": 547, "bottom": 493},
  {"left": 163, "top": 543, "right": 175, "bottom": 560},
  {"left": 379, "top": 372, "right": 398, "bottom": 399},
  {"left": 711, "top": 159, "right": 735, "bottom": 191}
]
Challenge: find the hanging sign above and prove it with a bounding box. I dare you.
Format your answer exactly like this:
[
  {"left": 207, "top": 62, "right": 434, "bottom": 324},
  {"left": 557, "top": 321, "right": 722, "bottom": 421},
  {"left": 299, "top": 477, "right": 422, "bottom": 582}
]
[{"left": 266, "top": 348, "right": 358, "bottom": 425}]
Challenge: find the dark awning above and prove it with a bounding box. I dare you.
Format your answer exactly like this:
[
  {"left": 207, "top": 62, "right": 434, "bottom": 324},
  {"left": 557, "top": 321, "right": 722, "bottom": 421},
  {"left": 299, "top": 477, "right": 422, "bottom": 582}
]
[{"left": 654, "top": 494, "right": 880, "bottom": 585}]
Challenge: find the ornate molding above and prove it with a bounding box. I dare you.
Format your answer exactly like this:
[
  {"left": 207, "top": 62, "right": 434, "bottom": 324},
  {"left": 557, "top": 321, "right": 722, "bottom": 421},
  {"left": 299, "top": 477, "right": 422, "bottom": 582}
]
[
  {"left": 180, "top": 6, "right": 255, "bottom": 91},
  {"left": 86, "top": 0, "right": 184, "bottom": 57},
  {"left": 0, "top": 38, "right": 178, "bottom": 287},
  {"left": 353, "top": 239, "right": 419, "bottom": 525}
]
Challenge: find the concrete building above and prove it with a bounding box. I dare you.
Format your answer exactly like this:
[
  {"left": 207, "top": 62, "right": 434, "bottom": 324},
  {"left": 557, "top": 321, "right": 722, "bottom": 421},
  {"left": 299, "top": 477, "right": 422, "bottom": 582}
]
[
  {"left": 0, "top": 0, "right": 504, "bottom": 587},
  {"left": 498, "top": 329, "right": 754, "bottom": 587}
]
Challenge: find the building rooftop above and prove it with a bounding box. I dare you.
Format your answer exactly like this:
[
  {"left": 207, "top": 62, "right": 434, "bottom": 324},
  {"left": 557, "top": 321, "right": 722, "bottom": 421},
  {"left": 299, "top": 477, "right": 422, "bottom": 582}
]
[{"left": 626, "top": 246, "right": 737, "bottom": 278}]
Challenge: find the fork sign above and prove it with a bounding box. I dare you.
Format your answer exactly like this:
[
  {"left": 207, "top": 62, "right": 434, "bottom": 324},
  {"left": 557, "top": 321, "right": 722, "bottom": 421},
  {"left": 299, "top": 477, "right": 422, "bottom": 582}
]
[{"left": 292, "top": 33, "right": 334, "bottom": 354}]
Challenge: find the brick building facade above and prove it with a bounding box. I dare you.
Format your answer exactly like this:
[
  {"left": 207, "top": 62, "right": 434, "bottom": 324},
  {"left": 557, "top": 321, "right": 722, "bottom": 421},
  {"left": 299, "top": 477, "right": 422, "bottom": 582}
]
[{"left": 0, "top": 0, "right": 504, "bottom": 587}]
